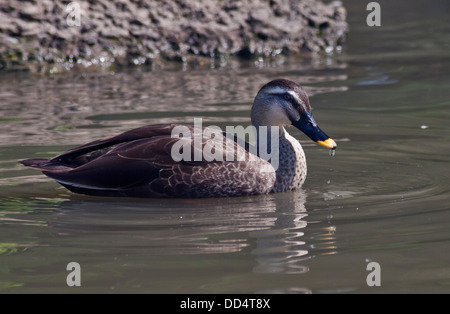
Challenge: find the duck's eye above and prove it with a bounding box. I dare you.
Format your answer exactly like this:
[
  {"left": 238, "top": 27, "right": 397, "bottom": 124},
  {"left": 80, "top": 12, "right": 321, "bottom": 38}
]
[{"left": 283, "top": 93, "right": 292, "bottom": 101}]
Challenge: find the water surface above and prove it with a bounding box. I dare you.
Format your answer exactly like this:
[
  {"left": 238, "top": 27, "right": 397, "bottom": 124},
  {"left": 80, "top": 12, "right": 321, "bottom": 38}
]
[{"left": 1, "top": 0, "right": 450, "bottom": 293}]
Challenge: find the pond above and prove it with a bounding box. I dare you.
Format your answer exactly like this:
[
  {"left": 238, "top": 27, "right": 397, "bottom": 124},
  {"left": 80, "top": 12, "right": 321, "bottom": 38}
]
[{"left": 0, "top": 0, "right": 449, "bottom": 293}]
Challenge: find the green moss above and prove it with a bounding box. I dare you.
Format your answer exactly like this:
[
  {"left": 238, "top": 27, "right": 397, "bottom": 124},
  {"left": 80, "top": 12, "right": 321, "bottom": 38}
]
[{"left": 0, "top": 118, "right": 23, "bottom": 122}]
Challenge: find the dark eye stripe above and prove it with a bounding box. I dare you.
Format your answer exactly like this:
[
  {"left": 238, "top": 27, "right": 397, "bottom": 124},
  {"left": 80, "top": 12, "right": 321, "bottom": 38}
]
[
  {"left": 270, "top": 92, "right": 293, "bottom": 101},
  {"left": 283, "top": 93, "right": 292, "bottom": 101},
  {"left": 269, "top": 92, "right": 304, "bottom": 111},
  {"left": 280, "top": 93, "right": 300, "bottom": 108}
]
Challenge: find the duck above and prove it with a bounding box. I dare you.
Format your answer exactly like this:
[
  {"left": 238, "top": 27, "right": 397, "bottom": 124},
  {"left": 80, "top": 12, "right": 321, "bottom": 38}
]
[{"left": 20, "top": 79, "right": 336, "bottom": 198}]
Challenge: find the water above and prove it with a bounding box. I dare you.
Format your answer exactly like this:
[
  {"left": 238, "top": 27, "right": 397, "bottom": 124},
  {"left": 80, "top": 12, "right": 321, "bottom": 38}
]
[{"left": 1, "top": 0, "right": 450, "bottom": 293}]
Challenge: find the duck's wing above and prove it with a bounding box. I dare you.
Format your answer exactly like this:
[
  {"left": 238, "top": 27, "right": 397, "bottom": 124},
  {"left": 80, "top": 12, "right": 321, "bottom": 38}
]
[
  {"left": 19, "top": 124, "right": 178, "bottom": 193},
  {"left": 20, "top": 124, "right": 276, "bottom": 198},
  {"left": 52, "top": 124, "right": 177, "bottom": 167}
]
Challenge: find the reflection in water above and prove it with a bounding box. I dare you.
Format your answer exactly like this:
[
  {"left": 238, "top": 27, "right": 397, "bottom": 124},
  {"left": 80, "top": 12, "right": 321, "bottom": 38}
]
[
  {"left": 251, "top": 190, "right": 309, "bottom": 274},
  {"left": 0, "top": 188, "right": 338, "bottom": 290},
  {"left": 0, "top": 56, "right": 348, "bottom": 147},
  {"left": 41, "top": 190, "right": 321, "bottom": 258}
]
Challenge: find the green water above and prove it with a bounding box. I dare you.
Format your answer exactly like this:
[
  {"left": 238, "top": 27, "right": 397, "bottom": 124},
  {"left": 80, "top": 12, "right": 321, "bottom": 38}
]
[{"left": 0, "top": 0, "right": 449, "bottom": 293}]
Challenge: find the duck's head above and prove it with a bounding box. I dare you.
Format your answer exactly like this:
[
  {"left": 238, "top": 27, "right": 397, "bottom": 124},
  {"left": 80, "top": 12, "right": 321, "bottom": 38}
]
[{"left": 251, "top": 79, "right": 337, "bottom": 150}]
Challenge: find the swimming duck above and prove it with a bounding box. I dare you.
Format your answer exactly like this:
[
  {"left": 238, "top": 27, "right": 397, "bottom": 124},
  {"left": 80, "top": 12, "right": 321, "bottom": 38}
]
[{"left": 20, "top": 79, "right": 336, "bottom": 198}]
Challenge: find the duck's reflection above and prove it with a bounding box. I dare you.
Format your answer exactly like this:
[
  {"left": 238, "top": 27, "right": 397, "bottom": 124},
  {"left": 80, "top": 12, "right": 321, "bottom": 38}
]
[
  {"left": 1, "top": 189, "right": 338, "bottom": 292},
  {"left": 38, "top": 188, "right": 336, "bottom": 276},
  {"left": 250, "top": 190, "right": 309, "bottom": 274}
]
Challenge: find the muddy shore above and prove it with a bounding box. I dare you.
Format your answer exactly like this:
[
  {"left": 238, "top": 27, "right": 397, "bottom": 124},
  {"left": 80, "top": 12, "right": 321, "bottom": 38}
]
[{"left": 0, "top": 0, "right": 348, "bottom": 73}]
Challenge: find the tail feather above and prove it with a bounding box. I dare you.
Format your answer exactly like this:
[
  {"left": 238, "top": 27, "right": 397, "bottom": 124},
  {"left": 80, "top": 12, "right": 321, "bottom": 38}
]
[{"left": 19, "top": 158, "right": 71, "bottom": 171}]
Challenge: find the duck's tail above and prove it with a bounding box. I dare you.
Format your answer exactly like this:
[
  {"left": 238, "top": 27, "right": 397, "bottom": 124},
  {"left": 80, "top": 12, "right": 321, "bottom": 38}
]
[{"left": 19, "top": 158, "right": 71, "bottom": 172}]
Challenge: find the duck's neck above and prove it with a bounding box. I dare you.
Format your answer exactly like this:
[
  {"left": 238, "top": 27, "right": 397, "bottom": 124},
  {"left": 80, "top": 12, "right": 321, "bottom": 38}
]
[{"left": 255, "top": 126, "right": 307, "bottom": 192}]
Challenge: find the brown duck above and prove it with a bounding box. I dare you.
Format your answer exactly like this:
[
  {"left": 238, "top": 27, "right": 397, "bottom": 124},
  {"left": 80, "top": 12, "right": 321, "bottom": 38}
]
[{"left": 20, "top": 79, "right": 336, "bottom": 198}]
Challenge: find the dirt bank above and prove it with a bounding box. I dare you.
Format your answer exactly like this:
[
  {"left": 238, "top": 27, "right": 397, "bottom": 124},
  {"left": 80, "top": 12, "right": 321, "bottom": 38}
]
[{"left": 0, "top": 0, "right": 348, "bottom": 73}]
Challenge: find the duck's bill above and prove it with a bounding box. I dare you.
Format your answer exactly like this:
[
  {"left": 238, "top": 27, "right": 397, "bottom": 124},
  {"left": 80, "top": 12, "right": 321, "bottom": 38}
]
[
  {"left": 316, "top": 138, "right": 337, "bottom": 149},
  {"left": 292, "top": 112, "right": 337, "bottom": 150}
]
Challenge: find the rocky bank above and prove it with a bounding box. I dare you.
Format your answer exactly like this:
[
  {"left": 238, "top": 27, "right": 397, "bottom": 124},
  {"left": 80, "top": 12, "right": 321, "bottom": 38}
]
[{"left": 0, "top": 0, "right": 348, "bottom": 73}]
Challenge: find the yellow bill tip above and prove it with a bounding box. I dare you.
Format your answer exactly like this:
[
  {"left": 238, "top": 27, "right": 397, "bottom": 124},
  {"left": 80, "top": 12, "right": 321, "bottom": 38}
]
[{"left": 317, "top": 138, "right": 337, "bottom": 150}]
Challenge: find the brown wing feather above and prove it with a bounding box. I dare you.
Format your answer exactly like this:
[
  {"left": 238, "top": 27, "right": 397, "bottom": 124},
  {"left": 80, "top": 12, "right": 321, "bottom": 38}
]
[{"left": 50, "top": 124, "right": 177, "bottom": 167}]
